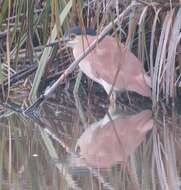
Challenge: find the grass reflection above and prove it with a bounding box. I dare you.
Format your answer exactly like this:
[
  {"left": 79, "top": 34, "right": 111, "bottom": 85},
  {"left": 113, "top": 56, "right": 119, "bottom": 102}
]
[{"left": 0, "top": 84, "right": 180, "bottom": 190}]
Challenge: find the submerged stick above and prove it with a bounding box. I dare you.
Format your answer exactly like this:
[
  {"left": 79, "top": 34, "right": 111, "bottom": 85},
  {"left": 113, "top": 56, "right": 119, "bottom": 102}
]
[{"left": 24, "top": 2, "right": 140, "bottom": 114}]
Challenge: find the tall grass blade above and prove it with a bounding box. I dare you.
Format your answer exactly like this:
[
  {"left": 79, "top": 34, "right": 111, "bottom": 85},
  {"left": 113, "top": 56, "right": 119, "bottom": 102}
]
[
  {"left": 165, "top": 8, "right": 181, "bottom": 102},
  {"left": 138, "top": 6, "right": 148, "bottom": 63},
  {"left": 150, "top": 8, "right": 161, "bottom": 81},
  {"left": 0, "top": 0, "right": 8, "bottom": 28},
  {"left": 152, "top": 9, "right": 174, "bottom": 108},
  {"left": 29, "top": 0, "right": 73, "bottom": 101}
]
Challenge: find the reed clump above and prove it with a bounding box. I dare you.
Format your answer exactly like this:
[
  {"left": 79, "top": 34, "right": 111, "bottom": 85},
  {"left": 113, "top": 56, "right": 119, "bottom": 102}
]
[{"left": 0, "top": 0, "right": 180, "bottom": 112}]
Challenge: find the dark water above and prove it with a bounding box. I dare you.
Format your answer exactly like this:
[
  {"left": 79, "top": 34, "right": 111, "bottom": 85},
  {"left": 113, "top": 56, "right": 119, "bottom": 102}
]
[{"left": 0, "top": 80, "right": 180, "bottom": 190}]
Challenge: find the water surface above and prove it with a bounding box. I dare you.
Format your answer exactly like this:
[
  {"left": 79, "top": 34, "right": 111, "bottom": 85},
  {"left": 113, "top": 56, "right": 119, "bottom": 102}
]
[{"left": 0, "top": 81, "right": 180, "bottom": 190}]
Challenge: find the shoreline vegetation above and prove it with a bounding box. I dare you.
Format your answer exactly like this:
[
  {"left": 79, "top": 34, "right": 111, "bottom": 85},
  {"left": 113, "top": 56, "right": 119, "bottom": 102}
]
[
  {"left": 0, "top": 0, "right": 180, "bottom": 114},
  {"left": 0, "top": 1, "right": 181, "bottom": 190}
]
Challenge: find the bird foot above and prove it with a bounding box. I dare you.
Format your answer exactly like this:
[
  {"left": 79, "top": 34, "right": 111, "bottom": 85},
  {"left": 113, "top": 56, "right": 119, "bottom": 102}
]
[{"left": 108, "top": 93, "right": 117, "bottom": 113}]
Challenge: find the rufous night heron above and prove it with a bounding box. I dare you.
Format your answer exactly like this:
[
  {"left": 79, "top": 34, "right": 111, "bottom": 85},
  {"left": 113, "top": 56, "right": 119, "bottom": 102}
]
[{"left": 65, "top": 27, "right": 151, "bottom": 111}]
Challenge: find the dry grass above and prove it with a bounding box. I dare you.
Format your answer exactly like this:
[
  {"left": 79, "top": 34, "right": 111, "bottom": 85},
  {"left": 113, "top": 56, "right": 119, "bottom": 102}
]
[
  {"left": 0, "top": 0, "right": 181, "bottom": 190},
  {"left": 0, "top": 0, "right": 180, "bottom": 109}
]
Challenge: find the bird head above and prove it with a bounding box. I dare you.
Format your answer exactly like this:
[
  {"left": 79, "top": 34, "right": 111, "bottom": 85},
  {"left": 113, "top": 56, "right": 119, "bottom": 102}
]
[{"left": 64, "top": 26, "right": 96, "bottom": 48}]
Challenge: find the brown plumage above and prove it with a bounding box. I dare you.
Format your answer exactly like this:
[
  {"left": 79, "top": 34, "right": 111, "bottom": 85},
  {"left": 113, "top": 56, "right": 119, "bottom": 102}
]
[
  {"left": 70, "top": 34, "right": 151, "bottom": 97},
  {"left": 73, "top": 110, "right": 153, "bottom": 168}
]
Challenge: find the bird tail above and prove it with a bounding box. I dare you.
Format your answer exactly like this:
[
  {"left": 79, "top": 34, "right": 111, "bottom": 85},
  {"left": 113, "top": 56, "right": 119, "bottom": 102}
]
[{"left": 128, "top": 74, "right": 151, "bottom": 97}]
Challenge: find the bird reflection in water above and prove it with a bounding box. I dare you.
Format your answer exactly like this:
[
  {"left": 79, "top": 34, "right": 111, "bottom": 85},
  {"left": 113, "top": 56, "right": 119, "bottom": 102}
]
[{"left": 73, "top": 110, "right": 153, "bottom": 168}]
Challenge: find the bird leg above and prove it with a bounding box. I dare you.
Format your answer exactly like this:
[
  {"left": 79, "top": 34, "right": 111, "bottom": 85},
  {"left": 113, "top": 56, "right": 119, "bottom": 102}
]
[
  {"left": 73, "top": 71, "right": 87, "bottom": 127},
  {"left": 108, "top": 91, "right": 117, "bottom": 114}
]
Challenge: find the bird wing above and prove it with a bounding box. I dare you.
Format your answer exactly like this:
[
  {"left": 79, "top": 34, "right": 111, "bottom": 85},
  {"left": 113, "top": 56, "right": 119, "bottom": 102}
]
[{"left": 87, "top": 36, "right": 146, "bottom": 89}]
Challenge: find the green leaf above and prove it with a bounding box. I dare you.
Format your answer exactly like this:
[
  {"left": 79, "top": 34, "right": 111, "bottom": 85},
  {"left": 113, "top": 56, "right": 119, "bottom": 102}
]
[{"left": 29, "top": 0, "right": 73, "bottom": 101}]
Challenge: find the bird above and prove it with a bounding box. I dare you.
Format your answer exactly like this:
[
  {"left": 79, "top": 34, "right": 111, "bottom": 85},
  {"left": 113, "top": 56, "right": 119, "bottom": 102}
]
[
  {"left": 73, "top": 110, "right": 153, "bottom": 168},
  {"left": 65, "top": 26, "right": 151, "bottom": 110}
]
